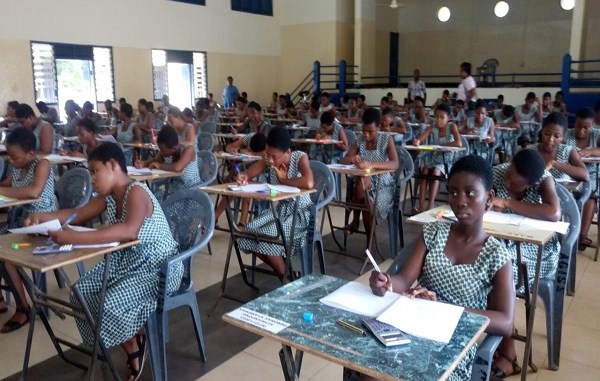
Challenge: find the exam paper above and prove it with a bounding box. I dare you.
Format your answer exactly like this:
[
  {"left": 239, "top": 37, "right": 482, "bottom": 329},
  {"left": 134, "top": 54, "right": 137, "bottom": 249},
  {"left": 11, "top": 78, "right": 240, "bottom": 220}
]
[
  {"left": 376, "top": 295, "right": 464, "bottom": 344},
  {"left": 240, "top": 184, "right": 301, "bottom": 193},
  {"left": 43, "top": 154, "right": 87, "bottom": 163},
  {"left": 327, "top": 164, "right": 356, "bottom": 170},
  {"left": 8, "top": 219, "right": 61, "bottom": 235},
  {"left": 66, "top": 225, "right": 120, "bottom": 247},
  {"left": 126, "top": 167, "right": 175, "bottom": 176},
  {"left": 319, "top": 281, "right": 401, "bottom": 318}
]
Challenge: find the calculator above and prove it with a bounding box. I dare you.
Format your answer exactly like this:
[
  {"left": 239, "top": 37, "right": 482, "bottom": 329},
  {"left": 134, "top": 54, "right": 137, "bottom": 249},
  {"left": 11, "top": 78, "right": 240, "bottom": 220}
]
[
  {"left": 32, "top": 244, "right": 74, "bottom": 255},
  {"left": 362, "top": 317, "right": 411, "bottom": 347}
]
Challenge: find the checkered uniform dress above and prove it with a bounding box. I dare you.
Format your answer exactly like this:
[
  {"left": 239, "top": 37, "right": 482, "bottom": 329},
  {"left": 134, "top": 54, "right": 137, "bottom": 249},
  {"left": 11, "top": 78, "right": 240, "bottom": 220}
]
[
  {"left": 564, "top": 129, "right": 599, "bottom": 196},
  {"left": 162, "top": 145, "right": 200, "bottom": 197},
  {"left": 312, "top": 122, "right": 344, "bottom": 164},
  {"left": 0, "top": 158, "right": 57, "bottom": 232},
  {"left": 238, "top": 151, "right": 312, "bottom": 257},
  {"left": 355, "top": 133, "right": 395, "bottom": 222},
  {"left": 421, "top": 221, "right": 511, "bottom": 381},
  {"left": 493, "top": 164, "right": 561, "bottom": 291},
  {"left": 465, "top": 116, "right": 493, "bottom": 160},
  {"left": 32, "top": 118, "right": 56, "bottom": 153},
  {"left": 426, "top": 122, "right": 458, "bottom": 175},
  {"left": 527, "top": 143, "right": 575, "bottom": 182},
  {"left": 72, "top": 182, "right": 182, "bottom": 347}
]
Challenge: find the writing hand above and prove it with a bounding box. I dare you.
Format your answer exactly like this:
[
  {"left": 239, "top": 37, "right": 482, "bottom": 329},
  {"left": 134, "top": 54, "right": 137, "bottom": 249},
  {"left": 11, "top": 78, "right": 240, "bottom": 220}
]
[
  {"left": 47, "top": 226, "right": 74, "bottom": 245},
  {"left": 402, "top": 286, "right": 436, "bottom": 301},
  {"left": 148, "top": 162, "right": 161, "bottom": 170},
  {"left": 236, "top": 173, "right": 248, "bottom": 185},
  {"left": 369, "top": 271, "right": 393, "bottom": 296},
  {"left": 134, "top": 160, "right": 144, "bottom": 169},
  {"left": 357, "top": 161, "right": 370, "bottom": 170},
  {"left": 490, "top": 197, "right": 508, "bottom": 211},
  {"left": 351, "top": 155, "right": 362, "bottom": 166},
  {"left": 23, "top": 214, "right": 41, "bottom": 227}
]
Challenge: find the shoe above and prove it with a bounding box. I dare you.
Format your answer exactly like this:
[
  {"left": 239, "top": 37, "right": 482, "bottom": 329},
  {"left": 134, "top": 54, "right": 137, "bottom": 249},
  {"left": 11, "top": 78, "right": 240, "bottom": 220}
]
[
  {"left": 0, "top": 308, "right": 31, "bottom": 333},
  {"left": 126, "top": 334, "right": 148, "bottom": 381},
  {"left": 491, "top": 351, "right": 521, "bottom": 379}
]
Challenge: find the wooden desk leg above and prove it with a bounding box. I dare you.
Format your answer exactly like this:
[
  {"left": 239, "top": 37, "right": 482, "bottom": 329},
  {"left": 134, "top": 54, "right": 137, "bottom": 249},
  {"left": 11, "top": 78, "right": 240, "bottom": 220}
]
[
  {"left": 279, "top": 344, "right": 303, "bottom": 381},
  {"left": 521, "top": 245, "right": 543, "bottom": 381}
]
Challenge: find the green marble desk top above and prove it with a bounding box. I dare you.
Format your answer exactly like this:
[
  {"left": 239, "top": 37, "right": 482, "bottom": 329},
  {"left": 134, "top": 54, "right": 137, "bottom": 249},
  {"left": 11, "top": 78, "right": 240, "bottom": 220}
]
[{"left": 223, "top": 274, "right": 489, "bottom": 381}]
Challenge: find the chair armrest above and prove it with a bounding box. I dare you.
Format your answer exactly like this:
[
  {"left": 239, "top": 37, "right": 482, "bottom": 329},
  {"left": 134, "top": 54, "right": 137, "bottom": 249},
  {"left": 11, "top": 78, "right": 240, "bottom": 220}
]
[{"left": 470, "top": 334, "right": 502, "bottom": 381}]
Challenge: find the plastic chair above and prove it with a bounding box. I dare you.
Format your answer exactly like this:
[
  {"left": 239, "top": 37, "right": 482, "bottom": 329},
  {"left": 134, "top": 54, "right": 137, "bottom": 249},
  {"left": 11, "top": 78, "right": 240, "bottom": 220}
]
[
  {"left": 335, "top": 130, "right": 356, "bottom": 200},
  {"left": 477, "top": 58, "right": 499, "bottom": 84},
  {"left": 196, "top": 131, "right": 214, "bottom": 152},
  {"left": 200, "top": 121, "right": 216, "bottom": 134},
  {"left": 489, "top": 130, "right": 502, "bottom": 166},
  {"left": 196, "top": 150, "right": 218, "bottom": 187},
  {"left": 0, "top": 156, "right": 7, "bottom": 181},
  {"left": 146, "top": 189, "right": 215, "bottom": 381},
  {"left": 537, "top": 182, "right": 580, "bottom": 370},
  {"left": 566, "top": 180, "right": 591, "bottom": 296},
  {"left": 387, "top": 239, "right": 501, "bottom": 381},
  {"left": 390, "top": 146, "right": 414, "bottom": 252},
  {"left": 302, "top": 161, "right": 335, "bottom": 275}
]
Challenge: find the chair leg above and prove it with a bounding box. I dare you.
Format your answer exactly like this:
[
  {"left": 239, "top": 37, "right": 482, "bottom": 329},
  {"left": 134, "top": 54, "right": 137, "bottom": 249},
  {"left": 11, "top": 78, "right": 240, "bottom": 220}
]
[
  {"left": 76, "top": 261, "right": 86, "bottom": 278},
  {"left": 146, "top": 317, "right": 166, "bottom": 381},
  {"left": 316, "top": 237, "right": 326, "bottom": 275},
  {"left": 207, "top": 242, "right": 213, "bottom": 256},
  {"left": 538, "top": 280, "right": 561, "bottom": 371},
  {"left": 187, "top": 301, "right": 207, "bottom": 362}
]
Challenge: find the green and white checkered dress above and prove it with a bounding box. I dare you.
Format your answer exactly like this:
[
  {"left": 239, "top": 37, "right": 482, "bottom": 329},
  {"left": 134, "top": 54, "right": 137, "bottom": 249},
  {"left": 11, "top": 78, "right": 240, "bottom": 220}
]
[
  {"left": 238, "top": 151, "right": 312, "bottom": 258},
  {"left": 163, "top": 145, "right": 201, "bottom": 197},
  {"left": 72, "top": 182, "right": 182, "bottom": 347},
  {"left": 527, "top": 143, "right": 574, "bottom": 182},
  {"left": 565, "top": 129, "right": 599, "bottom": 196},
  {"left": 421, "top": 221, "right": 511, "bottom": 381},
  {"left": 492, "top": 164, "right": 561, "bottom": 291}
]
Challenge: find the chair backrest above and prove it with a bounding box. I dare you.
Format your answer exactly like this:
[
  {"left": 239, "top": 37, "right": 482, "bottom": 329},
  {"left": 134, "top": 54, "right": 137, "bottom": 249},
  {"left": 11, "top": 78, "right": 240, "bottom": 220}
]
[
  {"left": 0, "top": 156, "right": 6, "bottom": 182},
  {"left": 196, "top": 150, "right": 218, "bottom": 187},
  {"left": 345, "top": 130, "right": 356, "bottom": 150},
  {"left": 387, "top": 237, "right": 418, "bottom": 275},
  {"left": 459, "top": 135, "right": 470, "bottom": 156},
  {"left": 555, "top": 182, "right": 580, "bottom": 254},
  {"left": 200, "top": 121, "right": 216, "bottom": 134},
  {"left": 161, "top": 189, "right": 215, "bottom": 288},
  {"left": 197, "top": 131, "right": 214, "bottom": 152},
  {"left": 483, "top": 58, "right": 499, "bottom": 73},
  {"left": 54, "top": 133, "right": 64, "bottom": 153},
  {"left": 55, "top": 167, "right": 93, "bottom": 209},
  {"left": 395, "top": 146, "right": 414, "bottom": 188},
  {"left": 308, "top": 160, "right": 335, "bottom": 210}
]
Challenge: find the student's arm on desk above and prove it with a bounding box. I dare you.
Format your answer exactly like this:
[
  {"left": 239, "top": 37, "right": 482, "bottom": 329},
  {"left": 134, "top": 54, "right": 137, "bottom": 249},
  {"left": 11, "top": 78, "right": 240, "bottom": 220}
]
[
  {"left": 414, "top": 126, "right": 433, "bottom": 146},
  {"left": 551, "top": 148, "right": 589, "bottom": 182},
  {"left": 578, "top": 145, "right": 600, "bottom": 158},
  {"left": 487, "top": 121, "right": 496, "bottom": 143},
  {"left": 46, "top": 186, "right": 150, "bottom": 245},
  {"left": 394, "top": 118, "right": 407, "bottom": 135},
  {"left": 132, "top": 125, "right": 142, "bottom": 143},
  {"left": 272, "top": 153, "right": 314, "bottom": 189},
  {"left": 334, "top": 127, "right": 348, "bottom": 151},
  {"left": 0, "top": 158, "right": 51, "bottom": 199},
  {"left": 480, "top": 262, "right": 515, "bottom": 337},
  {"left": 442, "top": 123, "right": 462, "bottom": 147},
  {"left": 136, "top": 152, "right": 164, "bottom": 169},
  {"left": 491, "top": 177, "right": 561, "bottom": 221},
  {"left": 25, "top": 196, "right": 107, "bottom": 228},
  {"left": 226, "top": 138, "right": 246, "bottom": 154},
  {"left": 151, "top": 145, "right": 194, "bottom": 172},
  {"left": 236, "top": 158, "right": 267, "bottom": 185},
  {"left": 340, "top": 139, "right": 359, "bottom": 165}
]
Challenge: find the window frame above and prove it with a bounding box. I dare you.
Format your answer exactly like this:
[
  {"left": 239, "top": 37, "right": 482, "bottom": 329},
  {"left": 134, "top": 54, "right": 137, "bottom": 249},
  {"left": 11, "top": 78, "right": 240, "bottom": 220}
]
[
  {"left": 231, "top": 0, "right": 273, "bottom": 16},
  {"left": 151, "top": 48, "right": 208, "bottom": 103},
  {"left": 169, "top": 0, "right": 205, "bottom": 6}
]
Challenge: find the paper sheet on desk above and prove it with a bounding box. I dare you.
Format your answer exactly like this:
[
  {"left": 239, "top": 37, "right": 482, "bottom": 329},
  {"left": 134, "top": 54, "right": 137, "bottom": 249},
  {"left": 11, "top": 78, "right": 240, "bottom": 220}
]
[
  {"left": 377, "top": 295, "right": 464, "bottom": 344},
  {"left": 127, "top": 166, "right": 174, "bottom": 176},
  {"left": 319, "top": 281, "right": 401, "bottom": 317},
  {"left": 240, "top": 184, "right": 301, "bottom": 193},
  {"left": 327, "top": 164, "right": 356, "bottom": 170},
  {"left": 9, "top": 219, "right": 61, "bottom": 235},
  {"left": 43, "top": 154, "right": 87, "bottom": 163},
  {"left": 66, "top": 225, "right": 120, "bottom": 248}
]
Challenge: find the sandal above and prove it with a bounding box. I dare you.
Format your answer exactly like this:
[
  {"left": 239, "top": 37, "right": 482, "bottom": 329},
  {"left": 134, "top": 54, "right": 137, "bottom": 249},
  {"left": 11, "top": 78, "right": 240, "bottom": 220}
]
[
  {"left": 343, "top": 222, "right": 360, "bottom": 235},
  {"left": 0, "top": 307, "right": 31, "bottom": 333},
  {"left": 491, "top": 351, "right": 521, "bottom": 379},
  {"left": 578, "top": 236, "right": 594, "bottom": 251},
  {"left": 126, "top": 334, "right": 148, "bottom": 381}
]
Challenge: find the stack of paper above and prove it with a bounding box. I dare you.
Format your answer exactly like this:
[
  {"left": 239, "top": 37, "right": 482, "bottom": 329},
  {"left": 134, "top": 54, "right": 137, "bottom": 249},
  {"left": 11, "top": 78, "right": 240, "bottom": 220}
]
[{"left": 320, "top": 281, "right": 400, "bottom": 317}]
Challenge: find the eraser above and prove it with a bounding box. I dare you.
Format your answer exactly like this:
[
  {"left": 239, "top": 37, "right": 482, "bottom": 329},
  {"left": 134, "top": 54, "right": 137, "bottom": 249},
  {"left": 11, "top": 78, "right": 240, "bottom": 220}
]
[{"left": 303, "top": 311, "right": 314, "bottom": 322}]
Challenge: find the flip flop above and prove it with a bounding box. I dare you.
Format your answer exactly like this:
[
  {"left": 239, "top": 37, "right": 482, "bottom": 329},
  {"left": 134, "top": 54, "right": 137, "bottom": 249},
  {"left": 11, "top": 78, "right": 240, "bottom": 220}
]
[
  {"left": 126, "top": 334, "right": 148, "bottom": 381},
  {"left": 0, "top": 308, "right": 31, "bottom": 333},
  {"left": 343, "top": 222, "right": 359, "bottom": 235},
  {"left": 491, "top": 351, "right": 521, "bottom": 379}
]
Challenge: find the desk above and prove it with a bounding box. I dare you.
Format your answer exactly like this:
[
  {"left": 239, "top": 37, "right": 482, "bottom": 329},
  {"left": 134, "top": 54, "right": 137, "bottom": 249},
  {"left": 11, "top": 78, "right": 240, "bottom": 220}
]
[
  {"left": 223, "top": 274, "right": 489, "bottom": 381},
  {"left": 200, "top": 183, "right": 315, "bottom": 307},
  {"left": 213, "top": 152, "right": 262, "bottom": 182},
  {"left": 127, "top": 167, "right": 182, "bottom": 183},
  {"left": 121, "top": 142, "right": 160, "bottom": 151},
  {"left": 0, "top": 233, "right": 140, "bottom": 380},
  {"left": 408, "top": 206, "right": 556, "bottom": 380},
  {"left": 404, "top": 145, "right": 465, "bottom": 182},
  {"left": 39, "top": 154, "right": 87, "bottom": 166},
  {"left": 0, "top": 196, "right": 40, "bottom": 209}
]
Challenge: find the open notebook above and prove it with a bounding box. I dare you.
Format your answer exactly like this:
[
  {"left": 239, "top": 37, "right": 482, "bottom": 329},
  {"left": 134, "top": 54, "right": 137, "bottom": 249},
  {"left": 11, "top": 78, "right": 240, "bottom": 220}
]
[{"left": 320, "top": 281, "right": 464, "bottom": 344}]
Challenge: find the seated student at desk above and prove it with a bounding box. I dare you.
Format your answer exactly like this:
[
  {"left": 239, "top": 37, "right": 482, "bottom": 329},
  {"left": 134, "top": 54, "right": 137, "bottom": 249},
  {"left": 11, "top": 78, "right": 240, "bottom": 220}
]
[
  {"left": 60, "top": 117, "right": 100, "bottom": 158},
  {"left": 24, "top": 143, "right": 182, "bottom": 381},
  {"left": 0, "top": 100, "right": 19, "bottom": 130},
  {"left": 15, "top": 103, "right": 55, "bottom": 154},
  {"left": 0, "top": 127, "right": 58, "bottom": 333},
  {"left": 63, "top": 99, "right": 81, "bottom": 137},
  {"left": 452, "top": 99, "right": 467, "bottom": 129},
  {"left": 167, "top": 106, "right": 195, "bottom": 146},
  {"left": 490, "top": 149, "right": 561, "bottom": 377},
  {"left": 564, "top": 107, "right": 600, "bottom": 249},
  {"left": 380, "top": 107, "right": 407, "bottom": 135},
  {"left": 115, "top": 103, "right": 141, "bottom": 144},
  {"left": 340, "top": 108, "right": 399, "bottom": 239},
  {"left": 414, "top": 103, "right": 462, "bottom": 213},
  {"left": 527, "top": 111, "right": 589, "bottom": 184},
  {"left": 301, "top": 101, "right": 321, "bottom": 130},
  {"left": 406, "top": 96, "right": 432, "bottom": 138},
  {"left": 283, "top": 101, "right": 298, "bottom": 120},
  {"left": 234, "top": 96, "right": 249, "bottom": 122},
  {"left": 135, "top": 126, "right": 200, "bottom": 199},
  {"left": 516, "top": 92, "right": 543, "bottom": 148},
  {"left": 136, "top": 99, "right": 155, "bottom": 144},
  {"left": 235, "top": 127, "right": 314, "bottom": 282},
  {"left": 461, "top": 99, "right": 496, "bottom": 141},
  {"left": 236, "top": 101, "right": 270, "bottom": 136},
  {"left": 369, "top": 155, "right": 515, "bottom": 381},
  {"left": 494, "top": 105, "right": 520, "bottom": 163},
  {"left": 312, "top": 111, "right": 348, "bottom": 163},
  {"left": 345, "top": 97, "right": 362, "bottom": 120}
]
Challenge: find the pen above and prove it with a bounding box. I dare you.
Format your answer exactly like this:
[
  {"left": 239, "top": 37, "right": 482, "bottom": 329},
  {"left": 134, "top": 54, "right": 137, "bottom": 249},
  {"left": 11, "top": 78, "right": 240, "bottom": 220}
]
[
  {"left": 365, "top": 249, "right": 381, "bottom": 273},
  {"left": 336, "top": 319, "right": 365, "bottom": 335},
  {"left": 232, "top": 163, "right": 240, "bottom": 174},
  {"left": 48, "top": 213, "right": 77, "bottom": 243}
]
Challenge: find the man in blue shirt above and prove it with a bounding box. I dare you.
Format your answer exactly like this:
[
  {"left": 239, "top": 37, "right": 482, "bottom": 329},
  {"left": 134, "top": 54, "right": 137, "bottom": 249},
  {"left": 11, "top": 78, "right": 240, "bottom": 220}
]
[{"left": 222, "top": 76, "right": 240, "bottom": 109}]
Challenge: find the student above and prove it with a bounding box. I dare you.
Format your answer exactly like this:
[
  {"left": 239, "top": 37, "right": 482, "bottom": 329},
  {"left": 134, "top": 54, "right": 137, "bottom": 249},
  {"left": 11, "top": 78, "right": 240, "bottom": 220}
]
[
  {"left": 237, "top": 101, "right": 270, "bottom": 135},
  {"left": 564, "top": 107, "right": 600, "bottom": 249},
  {"left": 492, "top": 94, "right": 504, "bottom": 111},
  {"left": 194, "top": 98, "right": 211, "bottom": 127},
  {"left": 236, "top": 127, "right": 314, "bottom": 281},
  {"left": 115, "top": 103, "right": 141, "bottom": 144},
  {"left": 541, "top": 92, "right": 553, "bottom": 118},
  {"left": 283, "top": 101, "right": 298, "bottom": 119},
  {"left": 494, "top": 105, "right": 520, "bottom": 163},
  {"left": 345, "top": 98, "right": 362, "bottom": 120},
  {"left": 457, "top": 62, "right": 477, "bottom": 111},
  {"left": 24, "top": 142, "right": 181, "bottom": 380},
  {"left": 341, "top": 108, "right": 399, "bottom": 242},
  {"left": 136, "top": 99, "right": 155, "bottom": 143},
  {"left": 0, "top": 101, "right": 20, "bottom": 131},
  {"left": 0, "top": 127, "right": 57, "bottom": 333},
  {"left": 61, "top": 117, "right": 101, "bottom": 158},
  {"left": 379, "top": 96, "right": 390, "bottom": 111},
  {"left": 313, "top": 111, "right": 348, "bottom": 163},
  {"left": 452, "top": 99, "right": 467, "bottom": 128},
  {"left": 104, "top": 99, "right": 119, "bottom": 123},
  {"left": 432, "top": 89, "right": 450, "bottom": 109},
  {"left": 182, "top": 107, "right": 198, "bottom": 130},
  {"left": 380, "top": 107, "right": 407, "bottom": 135},
  {"left": 36, "top": 101, "right": 59, "bottom": 124},
  {"left": 268, "top": 92, "right": 278, "bottom": 112},
  {"left": 414, "top": 103, "right": 462, "bottom": 212},
  {"left": 167, "top": 106, "right": 195, "bottom": 146},
  {"left": 516, "top": 92, "right": 542, "bottom": 148},
  {"left": 369, "top": 155, "right": 514, "bottom": 381},
  {"left": 407, "top": 68, "right": 427, "bottom": 104},
  {"left": 319, "top": 92, "right": 335, "bottom": 114},
  {"left": 356, "top": 94, "right": 367, "bottom": 114},
  {"left": 234, "top": 96, "right": 249, "bottom": 122},
  {"left": 276, "top": 94, "right": 286, "bottom": 117},
  {"left": 15, "top": 103, "right": 55, "bottom": 154},
  {"left": 63, "top": 99, "right": 81, "bottom": 137},
  {"left": 386, "top": 92, "right": 399, "bottom": 110},
  {"left": 135, "top": 126, "right": 200, "bottom": 199},
  {"left": 302, "top": 101, "right": 321, "bottom": 130},
  {"left": 490, "top": 149, "right": 561, "bottom": 378},
  {"left": 82, "top": 101, "right": 102, "bottom": 124},
  {"left": 528, "top": 111, "right": 588, "bottom": 183},
  {"left": 340, "top": 94, "right": 350, "bottom": 110},
  {"left": 407, "top": 96, "right": 432, "bottom": 138},
  {"left": 552, "top": 90, "right": 567, "bottom": 113},
  {"left": 593, "top": 100, "right": 600, "bottom": 130},
  {"left": 462, "top": 99, "right": 496, "bottom": 160}
]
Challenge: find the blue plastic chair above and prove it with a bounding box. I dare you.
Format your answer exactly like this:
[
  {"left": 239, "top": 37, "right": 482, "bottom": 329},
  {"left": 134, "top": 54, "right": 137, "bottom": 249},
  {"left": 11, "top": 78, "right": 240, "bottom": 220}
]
[
  {"left": 146, "top": 189, "right": 215, "bottom": 381},
  {"left": 388, "top": 146, "right": 414, "bottom": 254},
  {"left": 196, "top": 131, "right": 214, "bottom": 152},
  {"left": 200, "top": 121, "right": 217, "bottom": 134},
  {"left": 302, "top": 161, "right": 336, "bottom": 275},
  {"left": 196, "top": 150, "right": 218, "bottom": 187},
  {"left": 566, "top": 179, "right": 591, "bottom": 296}
]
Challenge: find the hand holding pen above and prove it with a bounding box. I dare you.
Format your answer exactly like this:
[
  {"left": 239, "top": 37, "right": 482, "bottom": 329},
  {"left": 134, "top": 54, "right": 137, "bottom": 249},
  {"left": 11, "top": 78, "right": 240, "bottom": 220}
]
[
  {"left": 233, "top": 164, "right": 248, "bottom": 185},
  {"left": 48, "top": 213, "right": 77, "bottom": 244}
]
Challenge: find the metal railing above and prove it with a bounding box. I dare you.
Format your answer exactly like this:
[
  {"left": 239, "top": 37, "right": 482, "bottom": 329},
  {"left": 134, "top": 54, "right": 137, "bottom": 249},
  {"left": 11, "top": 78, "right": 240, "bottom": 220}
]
[{"left": 290, "top": 60, "right": 359, "bottom": 104}]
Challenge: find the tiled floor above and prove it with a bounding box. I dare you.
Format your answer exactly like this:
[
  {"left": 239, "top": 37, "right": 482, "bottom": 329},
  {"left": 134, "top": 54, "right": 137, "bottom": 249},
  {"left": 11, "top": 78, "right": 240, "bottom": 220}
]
[{"left": 1, "top": 198, "right": 599, "bottom": 381}]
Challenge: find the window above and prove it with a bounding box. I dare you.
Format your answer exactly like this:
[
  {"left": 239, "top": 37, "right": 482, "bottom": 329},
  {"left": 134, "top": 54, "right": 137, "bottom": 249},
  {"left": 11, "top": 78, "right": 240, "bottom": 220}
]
[
  {"left": 152, "top": 49, "right": 208, "bottom": 109},
  {"left": 170, "top": 0, "right": 205, "bottom": 5},
  {"left": 231, "top": 0, "right": 273, "bottom": 16},
  {"left": 31, "top": 42, "right": 115, "bottom": 119}
]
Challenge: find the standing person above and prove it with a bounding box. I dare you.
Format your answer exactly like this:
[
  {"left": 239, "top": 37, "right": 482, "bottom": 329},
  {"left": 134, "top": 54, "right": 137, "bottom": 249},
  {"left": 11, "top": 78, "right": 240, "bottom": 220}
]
[
  {"left": 457, "top": 62, "right": 477, "bottom": 112},
  {"left": 407, "top": 69, "right": 427, "bottom": 104},
  {"left": 222, "top": 76, "right": 240, "bottom": 109}
]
